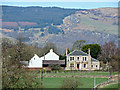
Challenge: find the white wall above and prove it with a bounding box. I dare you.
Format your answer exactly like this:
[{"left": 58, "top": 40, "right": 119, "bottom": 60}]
[
  {"left": 28, "top": 54, "right": 42, "bottom": 68},
  {"left": 28, "top": 49, "right": 59, "bottom": 68},
  {"left": 41, "top": 49, "right": 59, "bottom": 60}
]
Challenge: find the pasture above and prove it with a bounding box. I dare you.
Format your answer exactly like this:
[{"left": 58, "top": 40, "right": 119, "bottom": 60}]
[
  {"left": 37, "top": 77, "right": 108, "bottom": 88},
  {"left": 34, "top": 71, "right": 118, "bottom": 88},
  {"left": 99, "top": 83, "right": 119, "bottom": 90}
]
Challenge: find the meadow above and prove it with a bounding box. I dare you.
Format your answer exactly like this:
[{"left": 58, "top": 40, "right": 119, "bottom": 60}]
[
  {"left": 37, "top": 77, "right": 108, "bottom": 88},
  {"left": 34, "top": 71, "right": 118, "bottom": 88},
  {"left": 100, "top": 83, "right": 119, "bottom": 90}
]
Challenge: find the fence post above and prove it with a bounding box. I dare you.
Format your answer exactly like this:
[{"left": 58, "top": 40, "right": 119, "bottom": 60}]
[
  {"left": 41, "top": 68, "right": 43, "bottom": 89},
  {"left": 94, "top": 77, "right": 96, "bottom": 90}
]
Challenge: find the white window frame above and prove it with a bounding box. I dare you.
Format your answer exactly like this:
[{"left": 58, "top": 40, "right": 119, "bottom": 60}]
[
  {"left": 85, "top": 57, "right": 87, "bottom": 61},
  {"left": 83, "top": 57, "right": 84, "bottom": 61},
  {"left": 70, "top": 57, "right": 74, "bottom": 61},
  {"left": 96, "top": 65, "right": 98, "bottom": 67},
  {"left": 83, "top": 57, "right": 87, "bottom": 61},
  {"left": 70, "top": 63, "right": 74, "bottom": 67}
]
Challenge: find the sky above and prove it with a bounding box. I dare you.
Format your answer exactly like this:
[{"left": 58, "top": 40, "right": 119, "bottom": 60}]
[
  {"left": 1, "top": 0, "right": 120, "bottom": 2},
  {"left": 1, "top": 1, "right": 119, "bottom": 9}
]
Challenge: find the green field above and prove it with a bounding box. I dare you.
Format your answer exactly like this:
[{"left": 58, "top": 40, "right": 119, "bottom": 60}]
[
  {"left": 37, "top": 77, "right": 108, "bottom": 88},
  {"left": 100, "top": 83, "right": 119, "bottom": 90},
  {"left": 44, "top": 72, "right": 118, "bottom": 76},
  {"left": 103, "top": 83, "right": 119, "bottom": 88}
]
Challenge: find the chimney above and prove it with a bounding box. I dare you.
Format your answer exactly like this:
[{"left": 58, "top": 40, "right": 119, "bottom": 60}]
[
  {"left": 50, "top": 49, "right": 53, "bottom": 52},
  {"left": 44, "top": 53, "right": 45, "bottom": 60},
  {"left": 66, "top": 48, "right": 68, "bottom": 56},
  {"left": 88, "top": 48, "right": 90, "bottom": 55}
]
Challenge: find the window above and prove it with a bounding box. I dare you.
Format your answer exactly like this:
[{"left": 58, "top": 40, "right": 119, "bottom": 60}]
[
  {"left": 77, "top": 57, "right": 79, "bottom": 60},
  {"left": 96, "top": 65, "right": 98, "bottom": 67},
  {"left": 83, "top": 57, "right": 87, "bottom": 61},
  {"left": 70, "top": 63, "right": 74, "bottom": 67},
  {"left": 91, "top": 65, "right": 93, "bottom": 67},
  {"left": 83, "top": 57, "right": 84, "bottom": 61},
  {"left": 70, "top": 57, "right": 74, "bottom": 61},
  {"left": 84, "top": 64, "right": 86, "bottom": 68}
]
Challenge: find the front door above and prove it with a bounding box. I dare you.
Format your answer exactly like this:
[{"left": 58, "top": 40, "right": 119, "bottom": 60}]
[
  {"left": 77, "top": 64, "right": 79, "bottom": 69},
  {"left": 84, "top": 64, "right": 86, "bottom": 68}
]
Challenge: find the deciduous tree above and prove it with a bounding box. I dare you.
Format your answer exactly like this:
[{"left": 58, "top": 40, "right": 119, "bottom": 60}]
[
  {"left": 98, "top": 42, "right": 119, "bottom": 72},
  {"left": 2, "top": 38, "right": 40, "bottom": 88},
  {"left": 72, "top": 40, "right": 86, "bottom": 50},
  {"left": 81, "top": 44, "right": 101, "bottom": 59}
]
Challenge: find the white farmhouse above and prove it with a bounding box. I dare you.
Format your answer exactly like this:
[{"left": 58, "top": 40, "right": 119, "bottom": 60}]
[
  {"left": 28, "top": 54, "right": 42, "bottom": 68},
  {"left": 40, "top": 49, "right": 59, "bottom": 60},
  {"left": 28, "top": 49, "right": 60, "bottom": 68}
]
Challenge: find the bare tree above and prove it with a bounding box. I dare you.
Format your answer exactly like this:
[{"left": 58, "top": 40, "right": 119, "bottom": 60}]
[
  {"left": 98, "top": 42, "right": 118, "bottom": 78},
  {"left": 100, "top": 42, "right": 118, "bottom": 63},
  {"left": 72, "top": 40, "right": 86, "bottom": 50}
]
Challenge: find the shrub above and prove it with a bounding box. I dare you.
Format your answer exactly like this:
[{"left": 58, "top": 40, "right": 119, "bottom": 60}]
[
  {"left": 48, "top": 64, "right": 63, "bottom": 72},
  {"left": 61, "top": 78, "right": 83, "bottom": 88}
]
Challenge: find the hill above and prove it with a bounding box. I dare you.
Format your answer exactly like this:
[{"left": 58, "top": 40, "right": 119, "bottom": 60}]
[
  {"left": 2, "top": 6, "right": 82, "bottom": 29},
  {"left": 1, "top": 6, "right": 118, "bottom": 54},
  {"left": 58, "top": 7, "right": 118, "bottom": 35}
]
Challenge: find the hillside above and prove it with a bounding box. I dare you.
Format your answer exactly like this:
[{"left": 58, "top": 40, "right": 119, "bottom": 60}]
[
  {"left": 58, "top": 8, "right": 118, "bottom": 35},
  {"left": 2, "top": 6, "right": 82, "bottom": 28},
  {"left": 1, "top": 6, "right": 118, "bottom": 54}
]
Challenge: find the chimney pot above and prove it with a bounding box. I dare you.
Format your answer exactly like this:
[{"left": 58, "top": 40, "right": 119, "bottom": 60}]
[
  {"left": 66, "top": 48, "right": 67, "bottom": 56},
  {"left": 88, "top": 48, "right": 90, "bottom": 55}
]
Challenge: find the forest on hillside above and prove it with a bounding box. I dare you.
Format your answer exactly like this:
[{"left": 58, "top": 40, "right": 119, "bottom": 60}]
[{"left": 2, "top": 6, "right": 84, "bottom": 28}]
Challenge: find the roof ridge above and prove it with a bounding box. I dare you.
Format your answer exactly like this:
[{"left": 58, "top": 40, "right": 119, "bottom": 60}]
[
  {"left": 80, "top": 50, "right": 88, "bottom": 55},
  {"left": 68, "top": 49, "right": 88, "bottom": 56},
  {"left": 67, "top": 50, "right": 76, "bottom": 55},
  {"left": 91, "top": 58, "right": 99, "bottom": 62}
]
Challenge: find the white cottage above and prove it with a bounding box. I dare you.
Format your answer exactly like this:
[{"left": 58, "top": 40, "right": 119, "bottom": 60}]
[
  {"left": 28, "top": 49, "right": 59, "bottom": 68},
  {"left": 40, "top": 49, "right": 59, "bottom": 60},
  {"left": 28, "top": 54, "right": 42, "bottom": 68}
]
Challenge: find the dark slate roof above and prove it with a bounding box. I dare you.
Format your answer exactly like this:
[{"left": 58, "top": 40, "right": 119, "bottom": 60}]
[
  {"left": 43, "top": 60, "right": 65, "bottom": 65},
  {"left": 91, "top": 58, "right": 99, "bottom": 62},
  {"left": 68, "top": 50, "right": 88, "bottom": 56}
]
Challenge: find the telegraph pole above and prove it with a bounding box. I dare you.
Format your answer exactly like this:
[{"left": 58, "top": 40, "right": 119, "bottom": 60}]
[{"left": 41, "top": 53, "right": 45, "bottom": 89}]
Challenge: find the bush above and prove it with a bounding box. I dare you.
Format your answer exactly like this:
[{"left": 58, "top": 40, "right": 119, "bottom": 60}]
[
  {"left": 46, "top": 70, "right": 51, "bottom": 73},
  {"left": 61, "top": 78, "right": 83, "bottom": 88},
  {"left": 48, "top": 64, "right": 63, "bottom": 72}
]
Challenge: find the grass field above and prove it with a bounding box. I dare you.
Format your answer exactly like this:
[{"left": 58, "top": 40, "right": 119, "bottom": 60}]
[
  {"left": 43, "top": 72, "right": 118, "bottom": 76},
  {"left": 37, "top": 77, "right": 108, "bottom": 88},
  {"left": 100, "top": 83, "right": 119, "bottom": 90},
  {"left": 103, "top": 83, "right": 119, "bottom": 88}
]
